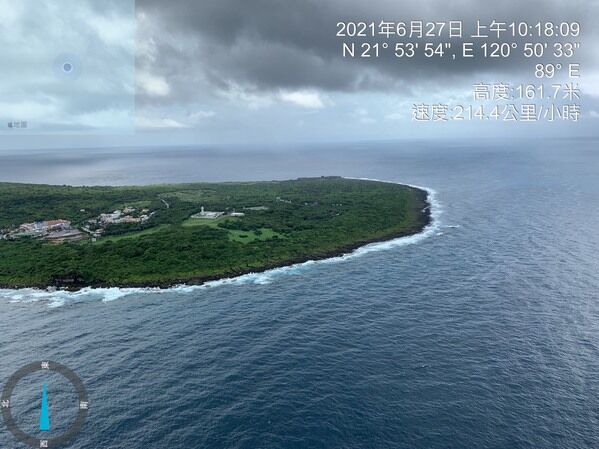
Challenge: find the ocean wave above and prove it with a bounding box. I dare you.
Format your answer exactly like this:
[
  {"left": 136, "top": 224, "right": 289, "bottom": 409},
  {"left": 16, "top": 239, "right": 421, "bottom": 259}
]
[
  {"left": 0, "top": 286, "right": 157, "bottom": 308},
  {"left": 0, "top": 178, "right": 442, "bottom": 307}
]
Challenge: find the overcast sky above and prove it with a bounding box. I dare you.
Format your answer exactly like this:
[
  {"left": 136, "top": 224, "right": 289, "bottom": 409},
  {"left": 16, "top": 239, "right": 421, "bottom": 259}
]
[{"left": 0, "top": 0, "right": 598, "bottom": 149}]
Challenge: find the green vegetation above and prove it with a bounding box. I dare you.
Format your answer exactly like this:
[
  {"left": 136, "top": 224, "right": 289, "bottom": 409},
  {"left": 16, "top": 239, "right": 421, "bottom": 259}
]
[
  {"left": 182, "top": 216, "right": 239, "bottom": 228},
  {"left": 95, "top": 225, "right": 172, "bottom": 244},
  {"left": 227, "top": 228, "right": 282, "bottom": 243},
  {"left": 182, "top": 216, "right": 281, "bottom": 243},
  {"left": 0, "top": 177, "right": 430, "bottom": 289}
]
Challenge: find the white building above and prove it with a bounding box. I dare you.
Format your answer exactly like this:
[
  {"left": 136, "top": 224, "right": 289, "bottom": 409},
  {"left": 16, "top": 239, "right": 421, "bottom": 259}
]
[{"left": 191, "top": 206, "right": 224, "bottom": 220}]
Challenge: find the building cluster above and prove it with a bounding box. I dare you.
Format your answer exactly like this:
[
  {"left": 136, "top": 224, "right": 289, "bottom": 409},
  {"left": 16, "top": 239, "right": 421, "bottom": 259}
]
[
  {"left": 0, "top": 207, "right": 156, "bottom": 244},
  {"left": 0, "top": 219, "right": 85, "bottom": 243},
  {"left": 84, "top": 207, "right": 156, "bottom": 239},
  {"left": 191, "top": 206, "right": 225, "bottom": 220},
  {"left": 276, "top": 197, "right": 293, "bottom": 204},
  {"left": 96, "top": 207, "right": 154, "bottom": 226},
  {"left": 191, "top": 206, "right": 245, "bottom": 220}
]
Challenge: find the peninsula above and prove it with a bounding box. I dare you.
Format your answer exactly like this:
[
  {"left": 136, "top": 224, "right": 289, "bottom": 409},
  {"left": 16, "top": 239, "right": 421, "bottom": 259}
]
[{"left": 0, "top": 177, "right": 430, "bottom": 290}]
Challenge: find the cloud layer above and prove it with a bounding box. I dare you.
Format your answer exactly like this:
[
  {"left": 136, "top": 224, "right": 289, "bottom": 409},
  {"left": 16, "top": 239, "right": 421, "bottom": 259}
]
[
  {"left": 136, "top": 0, "right": 597, "bottom": 104},
  {"left": 1, "top": 0, "right": 597, "bottom": 144}
]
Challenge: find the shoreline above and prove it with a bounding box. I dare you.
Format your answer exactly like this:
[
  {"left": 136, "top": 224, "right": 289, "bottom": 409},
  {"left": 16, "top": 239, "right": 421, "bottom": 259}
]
[{"left": 0, "top": 181, "right": 437, "bottom": 294}]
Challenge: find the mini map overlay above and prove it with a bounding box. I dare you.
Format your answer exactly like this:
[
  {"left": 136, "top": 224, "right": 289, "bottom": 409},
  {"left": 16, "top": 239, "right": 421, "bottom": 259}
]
[{"left": 0, "top": 0, "right": 136, "bottom": 134}]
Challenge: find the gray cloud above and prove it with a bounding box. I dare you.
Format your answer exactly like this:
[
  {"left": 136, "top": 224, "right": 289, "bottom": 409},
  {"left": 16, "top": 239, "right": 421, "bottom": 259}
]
[
  {"left": 1, "top": 0, "right": 596, "bottom": 145},
  {"left": 136, "top": 0, "right": 597, "bottom": 105}
]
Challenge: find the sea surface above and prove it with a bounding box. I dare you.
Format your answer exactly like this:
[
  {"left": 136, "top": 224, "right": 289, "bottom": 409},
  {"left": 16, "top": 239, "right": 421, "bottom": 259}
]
[{"left": 0, "top": 138, "right": 598, "bottom": 449}]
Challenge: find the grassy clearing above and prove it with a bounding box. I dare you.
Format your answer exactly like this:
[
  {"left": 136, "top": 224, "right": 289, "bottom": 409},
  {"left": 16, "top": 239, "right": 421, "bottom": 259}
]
[
  {"left": 228, "top": 228, "right": 282, "bottom": 243},
  {"left": 182, "top": 216, "right": 239, "bottom": 228},
  {"left": 182, "top": 216, "right": 280, "bottom": 243},
  {"left": 94, "top": 225, "right": 172, "bottom": 243}
]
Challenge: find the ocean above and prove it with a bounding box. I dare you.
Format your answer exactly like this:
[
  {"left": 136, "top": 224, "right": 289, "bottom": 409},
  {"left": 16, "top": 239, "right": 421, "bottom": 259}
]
[{"left": 0, "top": 138, "right": 598, "bottom": 448}]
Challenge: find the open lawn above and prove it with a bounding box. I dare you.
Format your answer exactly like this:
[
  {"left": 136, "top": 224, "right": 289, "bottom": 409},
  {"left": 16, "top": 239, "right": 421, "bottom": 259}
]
[
  {"left": 182, "top": 216, "right": 239, "bottom": 228},
  {"left": 94, "top": 225, "right": 172, "bottom": 244},
  {"left": 228, "top": 228, "right": 282, "bottom": 243}
]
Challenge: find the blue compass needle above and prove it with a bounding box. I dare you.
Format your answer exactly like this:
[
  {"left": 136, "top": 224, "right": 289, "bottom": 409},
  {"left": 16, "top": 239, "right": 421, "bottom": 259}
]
[{"left": 40, "top": 383, "right": 50, "bottom": 432}]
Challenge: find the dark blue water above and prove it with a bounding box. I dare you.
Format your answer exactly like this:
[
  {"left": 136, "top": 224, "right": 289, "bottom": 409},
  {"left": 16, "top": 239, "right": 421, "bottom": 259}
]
[{"left": 1, "top": 139, "right": 599, "bottom": 448}]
